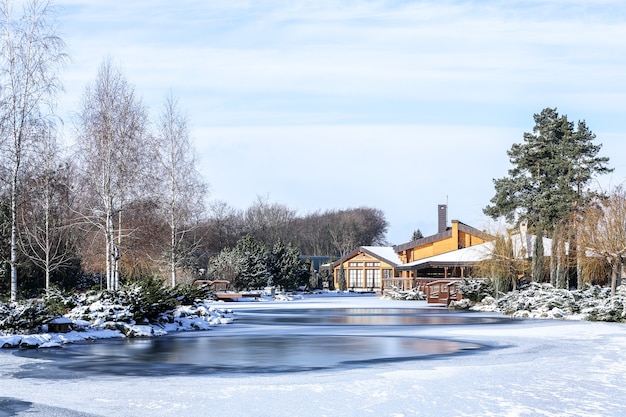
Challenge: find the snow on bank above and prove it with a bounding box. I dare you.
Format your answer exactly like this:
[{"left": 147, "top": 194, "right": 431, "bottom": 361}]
[{"left": 0, "top": 299, "right": 234, "bottom": 349}]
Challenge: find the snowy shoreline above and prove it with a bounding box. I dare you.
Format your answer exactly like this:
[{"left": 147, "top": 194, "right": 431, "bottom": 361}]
[
  {"left": 4, "top": 282, "right": 626, "bottom": 350},
  {"left": 0, "top": 300, "right": 235, "bottom": 349}
]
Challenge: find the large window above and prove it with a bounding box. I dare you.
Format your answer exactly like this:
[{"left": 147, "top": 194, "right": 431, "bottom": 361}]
[
  {"left": 365, "top": 269, "right": 381, "bottom": 288},
  {"left": 348, "top": 269, "right": 363, "bottom": 287},
  {"left": 382, "top": 269, "right": 393, "bottom": 279}
]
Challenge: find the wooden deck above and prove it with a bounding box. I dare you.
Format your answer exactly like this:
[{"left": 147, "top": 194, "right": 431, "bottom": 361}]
[{"left": 214, "top": 292, "right": 262, "bottom": 302}]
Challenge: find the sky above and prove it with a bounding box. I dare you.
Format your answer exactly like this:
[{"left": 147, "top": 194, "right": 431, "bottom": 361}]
[{"left": 53, "top": 0, "right": 626, "bottom": 245}]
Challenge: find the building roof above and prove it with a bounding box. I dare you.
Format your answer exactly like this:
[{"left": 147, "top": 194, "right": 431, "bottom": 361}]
[
  {"left": 397, "top": 233, "right": 556, "bottom": 271},
  {"left": 398, "top": 241, "right": 493, "bottom": 271},
  {"left": 361, "top": 246, "right": 403, "bottom": 266},
  {"left": 394, "top": 230, "right": 451, "bottom": 252},
  {"left": 331, "top": 246, "right": 403, "bottom": 268}
]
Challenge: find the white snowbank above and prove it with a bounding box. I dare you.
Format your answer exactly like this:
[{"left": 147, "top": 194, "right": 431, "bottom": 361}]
[{"left": 0, "top": 300, "right": 234, "bottom": 349}]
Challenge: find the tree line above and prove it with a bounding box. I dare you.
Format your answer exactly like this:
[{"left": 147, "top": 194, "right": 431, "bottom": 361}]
[{"left": 203, "top": 198, "right": 388, "bottom": 258}]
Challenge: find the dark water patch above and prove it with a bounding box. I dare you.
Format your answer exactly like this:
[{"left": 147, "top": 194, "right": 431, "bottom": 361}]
[
  {"left": 0, "top": 397, "right": 31, "bottom": 417},
  {"left": 12, "top": 334, "right": 483, "bottom": 378},
  {"left": 0, "top": 397, "right": 100, "bottom": 417}
]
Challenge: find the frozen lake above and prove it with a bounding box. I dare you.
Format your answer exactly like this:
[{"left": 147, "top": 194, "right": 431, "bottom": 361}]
[
  {"left": 2, "top": 295, "right": 626, "bottom": 416},
  {"left": 11, "top": 302, "right": 507, "bottom": 377}
]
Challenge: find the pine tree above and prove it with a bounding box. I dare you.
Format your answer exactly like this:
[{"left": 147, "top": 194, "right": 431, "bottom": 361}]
[
  {"left": 265, "top": 240, "right": 309, "bottom": 290},
  {"left": 235, "top": 235, "right": 267, "bottom": 290},
  {"left": 484, "top": 108, "right": 612, "bottom": 234},
  {"left": 485, "top": 108, "right": 612, "bottom": 287},
  {"left": 411, "top": 229, "right": 424, "bottom": 241}
]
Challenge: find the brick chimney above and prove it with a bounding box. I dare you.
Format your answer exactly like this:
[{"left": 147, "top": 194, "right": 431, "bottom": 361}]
[{"left": 438, "top": 204, "right": 447, "bottom": 234}]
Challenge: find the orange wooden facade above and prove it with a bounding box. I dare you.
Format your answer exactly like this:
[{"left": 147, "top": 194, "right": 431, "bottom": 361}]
[
  {"left": 332, "top": 249, "right": 396, "bottom": 292},
  {"left": 331, "top": 217, "right": 492, "bottom": 292}
]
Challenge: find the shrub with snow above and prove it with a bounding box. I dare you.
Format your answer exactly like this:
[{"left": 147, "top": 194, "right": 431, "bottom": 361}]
[
  {"left": 382, "top": 286, "right": 425, "bottom": 301},
  {"left": 0, "top": 300, "right": 48, "bottom": 334},
  {"left": 1, "top": 279, "right": 234, "bottom": 348},
  {"left": 465, "top": 281, "right": 626, "bottom": 322},
  {"left": 455, "top": 278, "right": 495, "bottom": 302}
]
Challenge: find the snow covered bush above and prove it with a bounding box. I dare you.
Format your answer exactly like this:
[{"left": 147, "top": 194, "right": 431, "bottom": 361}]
[
  {"left": 0, "top": 288, "right": 82, "bottom": 334},
  {"left": 0, "top": 300, "right": 48, "bottom": 334},
  {"left": 455, "top": 278, "right": 494, "bottom": 302},
  {"left": 120, "top": 277, "right": 179, "bottom": 322},
  {"left": 43, "top": 287, "right": 79, "bottom": 317},
  {"left": 382, "top": 286, "right": 425, "bottom": 301},
  {"left": 469, "top": 282, "right": 626, "bottom": 322},
  {"left": 1, "top": 277, "right": 236, "bottom": 347},
  {"left": 65, "top": 277, "right": 215, "bottom": 325},
  {"left": 491, "top": 283, "right": 579, "bottom": 316},
  {"left": 580, "top": 293, "right": 626, "bottom": 322}
]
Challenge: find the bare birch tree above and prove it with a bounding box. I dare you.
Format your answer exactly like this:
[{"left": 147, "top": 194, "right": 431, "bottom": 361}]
[
  {"left": 75, "top": 58, "right": 148, "bottom": 291},
  {"left": 244, "top": 196, "right": 296, "bottom": 248},
  {"left": 154, "top": 92, "right": 206, "bottom": 287},
  {"left": 0, "top": 0, "right": 66, "bottom": 300},
  {"left": 19, "top": 127, "right": 73, "bottom": 290}
]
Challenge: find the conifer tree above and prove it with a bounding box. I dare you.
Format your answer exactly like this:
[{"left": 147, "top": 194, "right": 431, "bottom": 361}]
[
  {"left": 484, "top": 108, "right": 612, "bottom": 234},
  {"left": 411, "top": 229, "right": 424, "bottom": 241}
]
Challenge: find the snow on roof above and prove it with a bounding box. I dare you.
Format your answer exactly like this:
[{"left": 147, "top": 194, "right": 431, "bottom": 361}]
[
  {"left": 48, "top": 317, "right": 73, "bottom": 324},
  {"left": 401, "top": 233, "right": 556, "bottom": 268},
  {"left": 336, "top": 234, "right": 555, "bottom": 270},
  {"left": 403, "top": 241, "right": 494, "bottom": 267},
  {"left": 361, "top": 246, "right": 403, "bottom": 266}
]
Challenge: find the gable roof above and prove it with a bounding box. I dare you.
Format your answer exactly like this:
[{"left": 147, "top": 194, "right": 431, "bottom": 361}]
[
  {"left": 361, "top": 246, "right": 403, "bottom": 266},
  {"left": 457, "top": 221, "right": 494, "bottom": 241},
  {"left": 394, "top": 230, "right": 452, "bottom": 252},
  {"left": 331, "top": 246, "right": 403, "bottom": 268}
]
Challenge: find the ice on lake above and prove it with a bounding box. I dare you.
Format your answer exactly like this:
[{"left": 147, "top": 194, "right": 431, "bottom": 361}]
[{"left": 2, "top": 295, "right": 626, "bottom": 416}]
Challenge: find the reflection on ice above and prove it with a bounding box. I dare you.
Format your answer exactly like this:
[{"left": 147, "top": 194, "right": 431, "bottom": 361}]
[
  {"left": 236, "top": 307, "right": 509, "bottom": 326},
  {"left": 13, "top": 306, "right": 498, "bottom": 378}
]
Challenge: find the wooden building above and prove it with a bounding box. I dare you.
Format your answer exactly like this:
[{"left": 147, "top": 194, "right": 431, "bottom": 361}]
[{"left": 331, "top": 205, "right": 494, "bottom": 293}]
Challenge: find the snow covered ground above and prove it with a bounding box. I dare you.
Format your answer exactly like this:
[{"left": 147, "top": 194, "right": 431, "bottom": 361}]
[{"left": 2, "top": 295, "right": 626, "bottom": 416}]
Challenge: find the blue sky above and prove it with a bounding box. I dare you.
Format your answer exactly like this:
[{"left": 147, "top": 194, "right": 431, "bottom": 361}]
[{"left": 56, "top": 0, "right": 626, "bottom": 244}]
